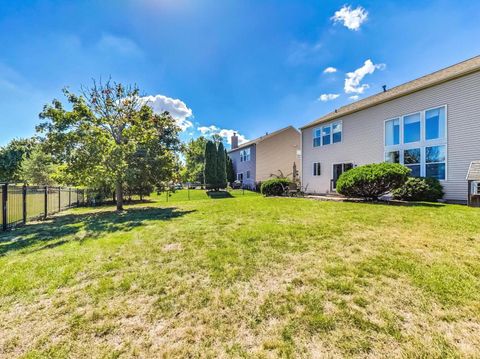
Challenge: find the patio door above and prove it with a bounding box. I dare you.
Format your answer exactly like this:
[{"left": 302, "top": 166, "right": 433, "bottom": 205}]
[{"left": 332, "top": 163, "right": 354, "bottom": 190}]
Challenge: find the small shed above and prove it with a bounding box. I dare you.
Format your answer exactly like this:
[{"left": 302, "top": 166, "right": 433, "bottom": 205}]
[{"left": 466, "top": 161, "right": 480, "bottom": 207}]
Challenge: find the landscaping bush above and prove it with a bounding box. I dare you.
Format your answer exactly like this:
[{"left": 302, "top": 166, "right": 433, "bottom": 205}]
[
  {"left": 260, "top": 178, "right": 291, "bottom": 196},
  {"left": 336, "top": 163, "right": 410, "bottom": 200},
  {"left": 392, "top": 177, "right": 444, "bottom": 202}
]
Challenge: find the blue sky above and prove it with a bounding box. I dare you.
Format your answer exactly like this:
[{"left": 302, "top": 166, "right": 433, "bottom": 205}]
[{"left": 1, "top": 0, "right": 479, "bottom": 147}]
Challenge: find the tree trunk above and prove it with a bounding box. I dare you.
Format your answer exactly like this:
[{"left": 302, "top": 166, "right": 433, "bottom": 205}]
[{"left": 116, "top": 180, "right": 124, "bottom": 211}]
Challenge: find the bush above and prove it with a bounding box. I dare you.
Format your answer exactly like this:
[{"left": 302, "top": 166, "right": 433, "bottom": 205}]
[
  {"left": 260, "top": 178, "right": 291, "bottom": 196},
  {"left": 392, "top": 177, "right": 444, "bottom": 202},
  {"left": 336, "top": 163, "right": 410, "bottom": 200}
]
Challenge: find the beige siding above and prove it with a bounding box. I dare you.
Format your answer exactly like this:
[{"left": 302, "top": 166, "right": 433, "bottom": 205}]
[
  {"left": 256, "top": 127, "right": 301, "bottom": 182},
  {"left": 302, "top": 71, "right": 480, "bottom": 202}
]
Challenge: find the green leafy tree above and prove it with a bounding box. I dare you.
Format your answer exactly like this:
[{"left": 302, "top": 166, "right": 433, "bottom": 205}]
[
  {"left": 204, "top": 140, "right": 217, "bottom": 190},
  {"left": 216, "top": 142, "right": 227, "bottom": 189},
  {"left": 37, "top": 79, "right": 181, "bottom": 211},
  {"left": 20, "top": 146, "right": 57, "bottom": 186},
  {"left": 226, "top": 151, "right": 235, "bottom": 184},
  {"left": 182, "top": 136, "right": 207, "bottom": 183},
  {"left": 0, "top": 137, "right": 38, "bottom": 182}
]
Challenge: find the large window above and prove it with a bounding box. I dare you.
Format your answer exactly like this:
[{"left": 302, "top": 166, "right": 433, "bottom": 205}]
[
  {"left": 403, "top": 113, "right": 421, "bottom": 143},
  {"left": 313, "top": 162, "right": 321, "bottom": 176},
  {"left": 385, "top": 118, "right": 400, "bottom": 146},
  {"left": 313, "top": 121, "right": 342, "bottom": 148},
  {"left": 425, "top": 107, "right": 446, "bottom": 140},
  {"left": 384, "top": 106, "right": 447, "bottom": 180},
  {"left": 240, "top": 148, "right": 251, "bottom": 162},
  {"left": 426, "top": 145, "right": 446, "bottom": 180}
]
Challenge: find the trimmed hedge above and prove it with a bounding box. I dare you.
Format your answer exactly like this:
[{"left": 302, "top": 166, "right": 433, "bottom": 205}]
[
  {"left": 336, "top": 163, "right": 410, "bottom": 200},
  {"left": 392, "top": 177, "right": 444, "bottom": 202},
  {"left": 260, "top": 178, "right": 291, "bottom": 196}
]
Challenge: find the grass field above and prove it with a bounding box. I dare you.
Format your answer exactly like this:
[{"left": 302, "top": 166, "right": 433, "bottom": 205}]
[{"left": 1, "top": 191, "right": 480, "bottom": 358}]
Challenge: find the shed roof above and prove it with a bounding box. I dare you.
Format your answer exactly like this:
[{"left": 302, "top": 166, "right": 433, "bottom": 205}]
[
  {"left": 301, "top": 55, "right": 480, "bottom": 130},
  {"left": 467, "top": 161, "right": 480, "bottom": 181}
]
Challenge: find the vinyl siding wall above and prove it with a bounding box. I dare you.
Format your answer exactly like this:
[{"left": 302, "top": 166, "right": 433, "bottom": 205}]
[
  {"left": 229, "top": 145, "right": 256, "bottom": 188},
  {"left": 256, "top": 127, "right": 301, "bottom": 182},
  {"left": 302, "top": 70, "right": 480, "bottom": 202}
]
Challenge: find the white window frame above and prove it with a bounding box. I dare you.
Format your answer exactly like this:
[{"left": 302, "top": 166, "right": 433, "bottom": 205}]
[
  {"left": 240, "top": 148, "right": 251, "bottom": 162},
  {"left": 313, "top": 120, "right": 343, "bottom": 148},
  {"left": 383, "top": 105, "right": 448, "bottom": 181},
  {"left": 312, "top": 162, "right": 321, "bottom": 176}
]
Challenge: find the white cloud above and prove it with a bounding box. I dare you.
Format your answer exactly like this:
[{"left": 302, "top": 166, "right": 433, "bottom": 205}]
[
  {"left": 349, "top": 95, "right": 360, "bottom": 101},
  {"left": 331, "top": 5, "right": 368, "bottom": 31},
  {"left": 287, "top": 41, "right": 323, "bottom": 65},
  {"left": 318, "top": 94, "right": 340, "bottom": 102},
  {"left": 141, "top": 95, "right": 193, "bottom": 131},
  {"left": 97, "top": 34, "right": 143, "bottom": 57},
  {"left": 344, "top": 59, "right": 386, "bottom": 94},
  {"left": 197, "top": 125, "right": 249, "bottom": 145},
  {"left": 323, "top": 67, "right": 338, "bottom": 74}
]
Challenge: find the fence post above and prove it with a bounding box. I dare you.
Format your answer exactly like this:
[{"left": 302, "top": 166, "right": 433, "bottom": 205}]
[
  {"left": 188, "top": 184, "right": 190, "bottom": 200},
  {"left": 22, "top": 184, "right": 27, "bottom": 224},
  {"left": 58, "top": 186, "right": 61, "bottom": 212},
  {"left": 69, "top": 188, "right": 71, "bottom": 208},
  {"left": 44, "top": 186, "right": 48, "bottom": 219},
  {"left": 2, "top": 183, "right": 7, "bottom": 231}
]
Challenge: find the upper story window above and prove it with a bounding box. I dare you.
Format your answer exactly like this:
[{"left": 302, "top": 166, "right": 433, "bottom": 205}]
[
  {"left": 403, "top": 113, "right": 421, "bottom": 143},
  {"left": 425, "top": 107, "right": 446, "bottom": 140},
  {"left": 385, "top": 118, "right": 400, "bottom": 146},
  {"left": 313, "top": 121, "right": 342, "bottom": 148},
  {"left": 240, "top": 148, "right": 251, "bottom": 162}
]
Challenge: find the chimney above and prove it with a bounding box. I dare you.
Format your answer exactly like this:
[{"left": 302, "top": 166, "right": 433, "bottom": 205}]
[
  {"left": 231, "top": 132, "right": 239, "bottom": 149},
  {"left": 382, "top": 85, "right": 387, "bottom": 92}
]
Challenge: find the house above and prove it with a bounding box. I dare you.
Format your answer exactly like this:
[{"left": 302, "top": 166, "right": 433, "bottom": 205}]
[
  {"left": 301, "top": 55, "right": 480, "bottom": 203},
  {"left": 228, "top": 126, "right": 301, "bottom": 189}
]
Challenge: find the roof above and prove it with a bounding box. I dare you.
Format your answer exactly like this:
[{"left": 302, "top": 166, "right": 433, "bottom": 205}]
[
  {"left": 467, "top": 161, "right": 480, "bottom": 181},
  {"left": 228, "top": 125, "right": 300, "bottom": 153},
  {"left": 301, "top": 55, "right": 480, "bottom": 130}
]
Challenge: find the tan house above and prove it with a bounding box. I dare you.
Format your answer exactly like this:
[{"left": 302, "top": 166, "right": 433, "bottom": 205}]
[
  {"left": 301, "top": 55, "right": 480, "bottom": 202},
  {"left": 228, "top": 126, "right": 301, "bottom": 188}
]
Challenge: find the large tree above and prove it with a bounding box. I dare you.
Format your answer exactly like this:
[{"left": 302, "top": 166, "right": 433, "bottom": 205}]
[
  {"left": 216, "top": 142, "right": 227, "bottom": 189},
  {"left": 0, "top": 137, "right": 38, "bottom": 182},
  {"left": 204, "top": 140, "right": 217, "bottom": 190},
  {"left": 226, "top": 151, "right": 235, "bottom": 185},
  {"left": 37, "top": 79, "right": 181, "bottom": 210},
  {"left": 182, "top": 136, "right": 207, "bottom": 184},
  {"left": 20, "top": 146, "right": 57, "bottom": 186}
]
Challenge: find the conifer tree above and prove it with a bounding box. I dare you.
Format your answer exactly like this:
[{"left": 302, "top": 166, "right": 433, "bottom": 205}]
[
  {"left": 216, "top": 142, "right": 227, "bottom": 189},
  {"left": 204, "top": 140, "right": 217, "bottom": 190}
]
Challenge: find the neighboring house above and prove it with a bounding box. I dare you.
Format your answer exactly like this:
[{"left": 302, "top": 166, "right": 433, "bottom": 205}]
[
  {"left": 228, "top": 126, "right": 301, "bottom": 188},
  {"left": 301, "top": 55, "right": 480, "bottom": 203}
]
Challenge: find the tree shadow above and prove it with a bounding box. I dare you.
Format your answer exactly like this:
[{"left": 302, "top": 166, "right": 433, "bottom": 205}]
[
  {"left": 206, "top": 191, "right": 233, "bottom": 199},
  {"left": 0, "top": 206, "right": 195, "bottom": 257},
  {"left": 344, "top": 199, "right": 446, "bottom": 208}
]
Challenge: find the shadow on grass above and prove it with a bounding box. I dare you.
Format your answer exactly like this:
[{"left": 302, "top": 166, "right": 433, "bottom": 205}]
[
  {"left": 206, "top": 191, "right": 233, "bottom": 199},
  {"left": 0, "top": 206, "right": 195, "bottom": 257},
  {"left": 344, "top": 199, "right": 446, "bottom": 208}
]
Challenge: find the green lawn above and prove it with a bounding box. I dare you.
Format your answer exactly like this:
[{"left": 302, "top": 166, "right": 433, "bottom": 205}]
[{"left": 1, "top": 193, "right": 480, "bottom": 358}]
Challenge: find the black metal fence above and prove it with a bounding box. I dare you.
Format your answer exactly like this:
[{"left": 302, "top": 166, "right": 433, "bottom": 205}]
[{"left": 1, "top": 184, "right": 85, "bottom": 231}]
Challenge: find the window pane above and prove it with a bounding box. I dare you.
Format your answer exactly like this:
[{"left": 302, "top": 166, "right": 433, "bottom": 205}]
[
  {"left": 404, "top": 113, "right": 421, "bottom": 143},
  {"left": 313, "top": 138, "right": 321, "bottom": 147},
  {"left": 385, "top": 151, "right": 400, "bottom": 163},
  {"left": 426, "top": 163, "right": 445, "bottom": 180},
  {"left": 322, "top": 126, "right": 331, "bottom": 145},
  {"left": 332, "top": 122, "right": 342, "bottom": 143},
  {"left": 406, "top": 165, "right": 421, "bottom": 177},
  {"left": 426, "top": 107, "right": 445, "bottom": 140},
  {"left": 426, "top": 145, "right": 446, "bottom": 163},
  {"left": 404, "top": 148, "right": 421, "bottom": 164},
  {"left": 333, "top": 132, "right": 342, "bottom": 143},
  {"left": 385, "top": 118, "right": 400, "bottom": 146}
]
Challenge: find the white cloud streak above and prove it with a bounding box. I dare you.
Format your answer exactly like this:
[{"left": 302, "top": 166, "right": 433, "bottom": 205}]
[
  {"left": 197, "top": 125, "right": 249, "bottom": 145},
  {"left": 344, "top": 59, "right": 386, "bottom": 94},
  {"left": 97, "top": 33, "right": 143, "bottom": 57},
  {"left": 140, "top": 94, "right": 193, "bottom": 131},
  {"left": 331, "top": 5, "right": 368, "bottom": 31},
  {"left": 323, "top": 67, "right": 338, "bottom": 74},
  {"left": 318, "top": 94, "right": 340, "bottom": 102}
]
